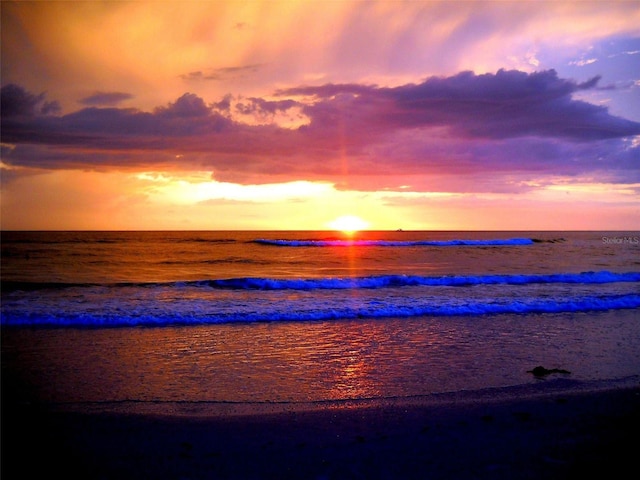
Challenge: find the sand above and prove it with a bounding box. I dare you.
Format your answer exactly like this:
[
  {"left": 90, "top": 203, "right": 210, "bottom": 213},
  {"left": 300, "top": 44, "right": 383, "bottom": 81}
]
[{"left": 2, "top": 382, "right": 639, "bottom": 480}]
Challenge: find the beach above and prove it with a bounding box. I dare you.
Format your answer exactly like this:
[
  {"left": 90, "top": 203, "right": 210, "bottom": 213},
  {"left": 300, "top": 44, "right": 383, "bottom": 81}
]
[{"left": 3, "top": 382, "right": 639, "bottom": 479}]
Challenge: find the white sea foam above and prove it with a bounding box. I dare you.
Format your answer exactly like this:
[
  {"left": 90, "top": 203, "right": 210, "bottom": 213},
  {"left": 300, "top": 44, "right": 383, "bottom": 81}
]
[
  {"left": 205, "top": 271, "right": 640, "bottom": 290},
  {"left": 254, "top": 238, "right": 535, "bottom": 247}
]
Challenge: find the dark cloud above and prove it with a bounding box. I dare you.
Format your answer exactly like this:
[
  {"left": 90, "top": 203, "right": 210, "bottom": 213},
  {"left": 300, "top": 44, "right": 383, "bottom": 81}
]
[
  {"left": 283, "top": 69, "right": 640, "bottom": 141},
  {"left": 155, "top": 93, "right": 211, "bottom": 118},
  {"left": 79, "top": 91, "right": 133, "bottom": 106},
  {"left": 2, "top": 87, "right": 233, "bottom": 147},
  {"left": 2, "top": 71, "right": 639, "bottom": 191},
  {"left": 235, "top": 97, "right": 300, "bottom": 116},
  {"left": 211, "top": 94, "right": 234, "bottom": 114},
  {"left": 1, "top": 83, "right": 61, "bottom": 117}
]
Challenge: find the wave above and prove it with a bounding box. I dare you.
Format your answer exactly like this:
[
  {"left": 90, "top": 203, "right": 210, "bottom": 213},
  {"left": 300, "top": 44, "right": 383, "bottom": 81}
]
[
  {"left": 157, "top": 257, "right": 271, "bottom": 266},
  {"left": 206, "top": 271, "right": 640, "bottom": 290},
  {"left": 3, "top": 294, "right": 639, "bottom": 327},
  {"left": 253, "top": 238, "right": 534, "bottom": 247},
  {"left": 3, "top": 271, "right": 639, "bottom": 292}
]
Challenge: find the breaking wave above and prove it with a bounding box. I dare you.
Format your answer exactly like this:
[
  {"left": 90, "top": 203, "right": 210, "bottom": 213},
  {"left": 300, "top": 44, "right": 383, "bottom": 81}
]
[
  {"left": 3, "top": 270, "right": 639, "bottom": 292},
  {"left": 205, "top": 271, "right": 640, "bottom": 290},
  {"left": 2, "top": 294, "right": 639, "bottom": 327},
  {"left": 253, "top": 238, "right": 534, "bottom": 247}
]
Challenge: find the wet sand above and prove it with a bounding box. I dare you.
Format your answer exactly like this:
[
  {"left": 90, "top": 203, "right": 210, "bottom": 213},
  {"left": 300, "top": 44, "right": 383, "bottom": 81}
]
[{"left": 3, "top": 384, "right": 639, "bottom": 479}]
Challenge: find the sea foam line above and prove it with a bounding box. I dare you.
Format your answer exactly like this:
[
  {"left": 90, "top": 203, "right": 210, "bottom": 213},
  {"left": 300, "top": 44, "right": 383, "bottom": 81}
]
[
  {"left": 253, "top": 238, "right": 534, "bottom": 247},
  {"left": 3, "top": 294, "right": 639, "bottom": 327},
  {"left": 4, "top": 271, "right": 639, "bottom": 292},
  {"left": 206, "top": 271, "right": 640, "bottom": 290}
]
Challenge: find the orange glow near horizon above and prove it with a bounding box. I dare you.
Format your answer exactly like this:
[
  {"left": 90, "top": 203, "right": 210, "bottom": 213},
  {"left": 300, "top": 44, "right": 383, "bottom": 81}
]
[
  {"left": 327, "top": 215, "right": 370, "bottom": 234},
  {"left": 1, "top": 168, "right": 639, "bottom": 231}
]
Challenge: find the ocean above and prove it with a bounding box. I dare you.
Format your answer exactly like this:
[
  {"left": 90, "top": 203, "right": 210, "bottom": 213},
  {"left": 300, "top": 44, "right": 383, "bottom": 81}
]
[{"left": 2, "top": 230, "right": 639, "bottom": 410}]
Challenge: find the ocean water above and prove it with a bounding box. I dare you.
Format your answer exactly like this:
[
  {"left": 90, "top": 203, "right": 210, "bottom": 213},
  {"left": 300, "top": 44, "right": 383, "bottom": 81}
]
[{"left": 2, "top": 230, "right": 639, "bottom": 409}]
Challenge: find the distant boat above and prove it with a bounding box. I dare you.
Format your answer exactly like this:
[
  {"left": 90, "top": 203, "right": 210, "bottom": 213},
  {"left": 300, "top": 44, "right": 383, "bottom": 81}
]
[{"left": 396, "top": 228, "right": 404, "bottom": 232}]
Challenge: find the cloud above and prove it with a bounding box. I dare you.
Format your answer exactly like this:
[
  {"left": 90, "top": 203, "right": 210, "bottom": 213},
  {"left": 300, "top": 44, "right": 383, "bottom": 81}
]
[
  {"left": 570, "top": 58, "right": 598, "bottom": 67},
  {"left": 2, "top": 70, "right": 639, "bottom": 192},
  {"left": 180, "top": 64, "right": 265, "bottom": 82},
  {"left": 155, "top": 93, "right": 211, "bottom": 118},
  {"left": 0, "top": 83, "right": 61, "bottom": 117},
  {"left": 79, "top": 91, "right": 134, "bottom": 106},
  {"left": 284, "top": 69, "right": 640, "bottom": 141}
]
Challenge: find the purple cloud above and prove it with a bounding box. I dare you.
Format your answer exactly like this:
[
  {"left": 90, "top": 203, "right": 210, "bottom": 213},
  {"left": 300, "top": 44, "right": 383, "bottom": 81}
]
[
  {"left": 1, "top": 83, "right": 61, "bottom": 117},
  {"left": 79, "top": 91, "right": 133, "bottom": 107},
  {"left": 155, "top": 93, "right": 212, "bottom": 118},
  {"left": 2, "top": 70, "right": 639, "bottom": 191},
  {"left": 284, "top": 69, "right": 640, "bottom": 141}
]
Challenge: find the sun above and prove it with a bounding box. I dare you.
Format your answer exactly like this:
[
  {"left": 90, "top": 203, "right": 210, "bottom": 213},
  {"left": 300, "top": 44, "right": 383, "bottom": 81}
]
[{"left": 327, "top": 215, "right": 370, "bottom": 234}]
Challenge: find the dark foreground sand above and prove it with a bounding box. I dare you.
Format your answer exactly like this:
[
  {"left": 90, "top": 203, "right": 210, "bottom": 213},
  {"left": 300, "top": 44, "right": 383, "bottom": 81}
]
[{"left": 3, "top": 385, "right": 639, "bottom": 480}]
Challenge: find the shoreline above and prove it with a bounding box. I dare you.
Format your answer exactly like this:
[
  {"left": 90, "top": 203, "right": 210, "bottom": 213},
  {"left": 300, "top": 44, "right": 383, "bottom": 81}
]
[
  {"left": 20, "top": 374, "right": 640, "bottom": 418},
  {"left": 3, "top": 381, "right": 639, "bottom": 479}
]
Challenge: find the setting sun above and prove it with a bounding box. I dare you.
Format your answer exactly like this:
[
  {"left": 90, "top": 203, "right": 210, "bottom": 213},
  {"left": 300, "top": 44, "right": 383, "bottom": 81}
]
[{"left": 327, "top": 215, "right": 370, "bottom": 233}]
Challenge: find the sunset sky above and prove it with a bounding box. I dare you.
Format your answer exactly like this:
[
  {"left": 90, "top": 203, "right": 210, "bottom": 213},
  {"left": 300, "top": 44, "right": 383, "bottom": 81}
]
[{"left": 2, "top": 0, "right": 639, "bottom": 231}]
